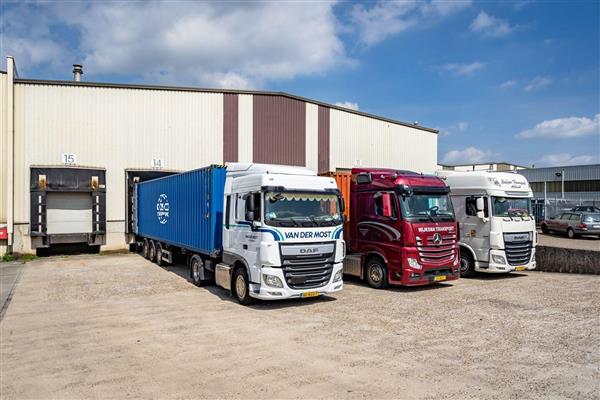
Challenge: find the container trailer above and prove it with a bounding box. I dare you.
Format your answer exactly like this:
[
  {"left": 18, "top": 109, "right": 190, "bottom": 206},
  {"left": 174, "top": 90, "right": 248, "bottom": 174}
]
[
  {"left": 325, "top": 168, "right": 460, "bottom": 288},
  {"left": 436, "top": 170, "right": 537, "bottom": 276},
  {"left": 133, "top": 163, "right": 345, "bottom": 304}
]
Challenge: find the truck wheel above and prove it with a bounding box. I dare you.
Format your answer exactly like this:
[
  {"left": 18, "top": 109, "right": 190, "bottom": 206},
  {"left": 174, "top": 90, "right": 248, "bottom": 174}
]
[
  {"left": 156, "top": 244, "right": 164, "bottom": 266},
  {"left": 541, "top": 224, "right": 549, "bottom": 234},
  {"left": 142, "top": 239, "right": 150, "bottom": 259},
  {"left": 459, "top": 250, "right": 475, "bottom": 278},
  {"left": 365, "top": 258, "right": 388, "bottom": 289},
  {"left": 148, "top": 240, "right": 156, "bottom": 262},
  {"left": 567, "top": 228, "right": 576, "bottom": 239},
  {"left": 233, "top": 268, "right": 254, "bottom": 305},
  {"left": 190, "top": 255, "right": 204, "bottom": 286}
]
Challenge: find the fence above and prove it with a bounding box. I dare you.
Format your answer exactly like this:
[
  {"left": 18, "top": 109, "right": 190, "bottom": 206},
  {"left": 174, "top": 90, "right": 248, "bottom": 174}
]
[{"left": 532, "top": 198, "right": 599, "bottom": 225}]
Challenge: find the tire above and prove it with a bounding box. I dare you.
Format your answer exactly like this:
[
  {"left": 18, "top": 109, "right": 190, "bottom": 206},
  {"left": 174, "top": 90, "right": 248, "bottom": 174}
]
[
  {"left": 233, "top": 267, "right": 254, "bottom": 305},
  {"left": 142, "top": 239, "right": 150, "bottom": 259},
  {"left": 567, "top": 228, "right": 576, "bottom": 239},
  {"left": 541, "top": 224, "right": 549, "bottom": 234},
  {"left": 190, "top": 255, "right": 204, "bottom": 286},
  {"left": 459, "top": 249, "right": 475, "bottom": 278},
  {"left": 365, "top": 258, "right": 389, "bottom": 289},
  {"left": 156, "top": 244, "right": 164, "bottom": 266},
  {"left": 148, "top": 240, "right": 156, "bottom": 262}
]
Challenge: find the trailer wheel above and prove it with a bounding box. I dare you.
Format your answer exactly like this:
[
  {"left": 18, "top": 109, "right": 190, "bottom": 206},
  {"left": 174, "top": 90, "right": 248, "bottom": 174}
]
[
  {"left": 190, "top": 255, "right": 205, "bottom": 287},
  {"left": 142, "top": 239, "right": 150, "bottom": 259},
  {"left": 148, "top": 240, "right": 156, "bottom": 262},
  {"left": 233, "top": 268, "right": 254, "bottom": 305},
  {"left": 365, "top": 258, "right": 388, "bottom": 289},
  {"left": 156, "top": 244, "right": 164, "bottom": 266},
  {"left": 459, "top": 249, "right": 475, "bottom": 278}
]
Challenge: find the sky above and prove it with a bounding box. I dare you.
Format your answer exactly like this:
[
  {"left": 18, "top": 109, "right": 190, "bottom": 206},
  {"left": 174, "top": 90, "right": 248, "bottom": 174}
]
[{"left": 1, "top": 0, "right": 598, "bottom": 168}]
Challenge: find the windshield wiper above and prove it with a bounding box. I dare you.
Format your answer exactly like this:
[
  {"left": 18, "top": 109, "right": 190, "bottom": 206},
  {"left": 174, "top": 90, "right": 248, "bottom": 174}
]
[{"left": 290, "top": 217, "right": 316, "bottom": 227}]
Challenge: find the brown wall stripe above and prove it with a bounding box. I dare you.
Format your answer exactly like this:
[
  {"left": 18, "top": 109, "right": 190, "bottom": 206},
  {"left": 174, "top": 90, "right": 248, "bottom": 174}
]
[
  {"left": 223, "top": 93, "right": 238, "bottom": 163},
  {"left": 318, "top": 106, "right": 330, "bottom": 173},
  {"left": 253, "top": 95, "right": 306, "bottom": 166}
]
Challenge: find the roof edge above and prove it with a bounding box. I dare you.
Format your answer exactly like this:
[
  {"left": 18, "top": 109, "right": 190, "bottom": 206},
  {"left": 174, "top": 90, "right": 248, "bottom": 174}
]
[{"left": 13, "top": 77, "right": 438, "bottom": 134}]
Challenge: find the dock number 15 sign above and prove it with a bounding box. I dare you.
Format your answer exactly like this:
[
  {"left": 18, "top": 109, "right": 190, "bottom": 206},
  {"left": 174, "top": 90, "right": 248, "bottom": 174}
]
[{"left": 61, "top": 153, "right": 77, "bottom": 165}]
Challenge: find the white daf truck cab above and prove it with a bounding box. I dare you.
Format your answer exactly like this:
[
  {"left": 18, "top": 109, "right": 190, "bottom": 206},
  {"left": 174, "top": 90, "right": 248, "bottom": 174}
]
[
  {"left": 436, "top": 170, "right": 536, "bottom": 276},
  {"left": 216, "top": 163, "right": 345, "bottom": 304}
]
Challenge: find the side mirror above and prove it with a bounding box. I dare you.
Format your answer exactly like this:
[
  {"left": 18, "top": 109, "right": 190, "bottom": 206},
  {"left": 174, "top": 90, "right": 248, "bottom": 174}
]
[
  {"left": 245, "top": 195, "right": 255, "bottom": 213},
  {"left": 476, "top": 211, "right": 485, "bottom": 219},
  {"left": 339, "top": 196, "right": 345, "bottom": 213},
  {"left": 476, "top": 197, "right": 485, "bottom": 212},
  {"left": 245, "top": 210, "right": 255, "bottom": 222},
  {"left": 382, "top": 193, "right": 393, "bottom": 218}
]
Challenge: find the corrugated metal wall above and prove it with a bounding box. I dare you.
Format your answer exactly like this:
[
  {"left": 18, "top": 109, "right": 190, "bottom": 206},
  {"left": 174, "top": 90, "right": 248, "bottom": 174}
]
[
  {"left": 223, "top": 94, "right": 238, "bottom": 163},
  {"left": 318, "top": 106, "right": 330, "bottom": 173},
  {"left": 520, "top": 164, "right": 600, "bottom": 182},
  {"left": 253, "top": 95, "right": 306, "bottom": 166},
  {"left": 329, "top": 109, "right": 437, "bottom": 173},
  {"left": 12, "top": 83, "right": 224, "bottom": 250}
]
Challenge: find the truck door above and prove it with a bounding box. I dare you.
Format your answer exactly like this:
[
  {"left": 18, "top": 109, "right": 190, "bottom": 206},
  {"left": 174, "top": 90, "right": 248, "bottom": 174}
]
[
  {"left": 228, "top": 193, "right": 261, "bottom": 280},
  {"left": 463, "top": 196, "right": 491, "bottom": 262},
  {"left": 355, "top": 191, "right": 402, "bottom": 258}
]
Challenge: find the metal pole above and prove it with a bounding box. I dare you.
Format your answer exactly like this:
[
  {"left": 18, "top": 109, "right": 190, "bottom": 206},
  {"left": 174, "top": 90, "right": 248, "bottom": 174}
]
[
  {"left": 7, "top": 56, "right": 15, "bottom": 249},
  {"left": 544, "top": 181, "right": 547, "bottom": 220},
  {"left": 561, "top": 169, "right": 564, "bottom": 199}
]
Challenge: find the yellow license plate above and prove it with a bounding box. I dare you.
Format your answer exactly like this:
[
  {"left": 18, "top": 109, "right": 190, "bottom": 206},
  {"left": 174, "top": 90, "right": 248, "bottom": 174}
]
[
  {"left": 302, "top": 291, "right": 320, "bottom": 298},
  {"left": 433, "top": 275, "right": 447, "bottom": 282},
  {"left": 515, "top": 266, "right": 526, "bottom": 271}
]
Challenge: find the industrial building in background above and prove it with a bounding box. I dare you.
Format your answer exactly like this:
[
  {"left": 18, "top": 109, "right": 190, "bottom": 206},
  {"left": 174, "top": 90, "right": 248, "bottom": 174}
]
[
  {"left": 438, "top": 162, "right": 527, "bottom": 172},
  {"left": 0, "top": 56, "right": 438, "bottom": 255}
]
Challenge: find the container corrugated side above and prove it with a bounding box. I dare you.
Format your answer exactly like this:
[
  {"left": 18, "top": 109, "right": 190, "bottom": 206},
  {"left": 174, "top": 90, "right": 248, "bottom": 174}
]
[
  {"left": 321, "top": 171, "right": 351, "bottom": 242},
  {"left": 136, "top": 166, "right": 226, "bottom": 256}
]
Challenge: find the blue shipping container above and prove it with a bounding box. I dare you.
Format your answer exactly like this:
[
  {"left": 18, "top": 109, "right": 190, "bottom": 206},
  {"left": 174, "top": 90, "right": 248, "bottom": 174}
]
[{"left": 135, "top": 165, "right": 226, "bottom": 257}]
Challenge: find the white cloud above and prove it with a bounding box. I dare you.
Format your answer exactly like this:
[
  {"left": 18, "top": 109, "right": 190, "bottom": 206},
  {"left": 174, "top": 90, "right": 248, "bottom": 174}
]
[
  {"left": 334, "top": 101, "right": 359, "bottom": 111},
  {"left": 499, "top": 79, "right": 517, "bottom": 89},
  {"left": 437, "top": 62, "right": 486, "bottom": 76},
  {"left": 524, "top": 75, "right": 552, "bottom": 92},
  {"left": 351, "top": 0, "right": 472, "bottom": 46},
  {"left": 470, "top": 11, "right": 517, "bottom": 38},
  {"left": 442, "top": 146, "right": 493, "bottom": 164},
  {"left": 1, "top": 2, "right": 349, "bottom": 88},
  {"left": 537, "top": 153, "right": 598, "bottom": 167},
  {"left": 517, "top": 114, "right": 600, "bottom": 139},
  {"left": 457, "top": 122, "right": 469, "bottom": 131}
]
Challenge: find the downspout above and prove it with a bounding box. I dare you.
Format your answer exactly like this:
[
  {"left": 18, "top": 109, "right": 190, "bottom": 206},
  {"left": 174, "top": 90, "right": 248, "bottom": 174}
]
[{"left": 7, "top": 56, "right": 14, "bottom": 249}]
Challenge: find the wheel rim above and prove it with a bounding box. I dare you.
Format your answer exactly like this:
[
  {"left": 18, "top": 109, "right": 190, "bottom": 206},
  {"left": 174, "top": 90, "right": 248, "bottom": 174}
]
[
  {"left": 143, "top": 243, "right": 148, "bottom": 257},
  {"left": 369, "top": 264, "right": 383, "bottom": 284},
  {"left": 568, "top": 229, "right": 573, "bottom": 238},
  {"left": 192, "top": 260, "right": 200, "bottom": 281},
  {"left": 150, "top": 246, "right": 155, "bottom": 259},
  {"left": 157, "top": 249, "right": 162, "bottom": 263},
  {"left": 236, "top": 274, "right": 246, "bottom": 299},
  {"left": 460, "top": 256, "right": 469, "bottom": 273}
]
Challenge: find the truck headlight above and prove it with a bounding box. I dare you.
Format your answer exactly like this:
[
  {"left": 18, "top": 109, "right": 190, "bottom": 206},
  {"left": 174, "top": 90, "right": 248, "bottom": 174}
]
[
  {"left": 492, "top": 255, "right": 506, "bottom": 265},
  {"left": 333, "top": 269, "right": 343, "bottom": 282},
  {"left": 407, "top": 257, "right": 422, "bottom": 270},
  {"left": 263, "top": 274, "right": 283, "bottom": 288}
]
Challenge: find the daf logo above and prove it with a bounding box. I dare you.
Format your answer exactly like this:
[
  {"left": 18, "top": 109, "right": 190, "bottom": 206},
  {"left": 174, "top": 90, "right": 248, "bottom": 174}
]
[
  {"left": 432, "top": 233, "right": 443, "bottom": 246},
  {"left": 300, "top": 248, "right": 320, "bottom": 254}
]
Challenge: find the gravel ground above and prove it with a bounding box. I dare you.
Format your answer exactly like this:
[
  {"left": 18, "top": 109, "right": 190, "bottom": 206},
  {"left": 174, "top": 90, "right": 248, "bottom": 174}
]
[
  {"left": 1, "top": 254, "right": 599, "bottom": 399},
  {"left": 537, "top": 230, "right": 600, "bottom": 251}
]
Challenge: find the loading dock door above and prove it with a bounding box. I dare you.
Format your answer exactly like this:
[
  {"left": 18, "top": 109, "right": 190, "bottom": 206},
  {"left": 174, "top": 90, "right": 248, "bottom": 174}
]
[{"left": 46, "top": 193, "right": 93, "bottom": 234}]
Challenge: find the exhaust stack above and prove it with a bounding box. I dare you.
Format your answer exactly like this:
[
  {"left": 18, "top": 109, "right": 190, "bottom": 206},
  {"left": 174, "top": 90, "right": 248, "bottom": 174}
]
[{"left": 72, "top": 64, "right": 83, "bottom": 82}]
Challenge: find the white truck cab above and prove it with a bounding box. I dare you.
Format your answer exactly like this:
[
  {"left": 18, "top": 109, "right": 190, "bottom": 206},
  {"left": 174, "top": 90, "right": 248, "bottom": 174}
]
[
  {"left": 436, "top": 170, "right": 536, "bottom": 276},
  {"left": 216, "top": 163, "right": 345, "bottom": 303}
]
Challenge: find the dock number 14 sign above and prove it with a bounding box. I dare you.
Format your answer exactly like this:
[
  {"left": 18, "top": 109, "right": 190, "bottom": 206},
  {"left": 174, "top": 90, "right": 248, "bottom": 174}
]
[{"left": 152, "top": 159, "right": 164, "bottom": 169}]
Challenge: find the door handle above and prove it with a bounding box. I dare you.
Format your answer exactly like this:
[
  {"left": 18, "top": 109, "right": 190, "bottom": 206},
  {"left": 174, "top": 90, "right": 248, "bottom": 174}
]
[{"left": 243, "top": 244, "right": 248, "bottom": 250}]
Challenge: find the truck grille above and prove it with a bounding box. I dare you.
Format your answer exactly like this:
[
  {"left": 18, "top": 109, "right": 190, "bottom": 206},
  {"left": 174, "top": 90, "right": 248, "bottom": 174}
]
[
  {"left": 280, "top": 242, "right": 335, "bottom": 290},
  {"left": 416, "top": 234, "right": 456, "bottom": 264},
  {"left": 504, "top": 233, "right": 532, "bottom": 266}
]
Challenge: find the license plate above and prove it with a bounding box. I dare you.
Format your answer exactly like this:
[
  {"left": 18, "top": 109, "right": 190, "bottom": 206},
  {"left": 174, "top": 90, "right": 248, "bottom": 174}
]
[
  {"left": 593, "top": 225, "right": 600, "bottom": 229},
  {"left": 433, "top": 275, "right": 447, "bottom": 282},
  {"left": 515, "top": 266, "right": 526, "bottom": 271},
  {"left": 302, "top": 291, "right": 320, "bottom": 298}
]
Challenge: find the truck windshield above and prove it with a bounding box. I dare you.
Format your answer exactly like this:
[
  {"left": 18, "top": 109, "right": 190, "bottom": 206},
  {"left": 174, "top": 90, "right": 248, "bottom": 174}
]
[
  {"left": 491, "top": 197, "right": 532, "bottom": 218},
  {"left": 264, "top": 192, "right": 343, "bottom": 227},
  {"left": 399, "top": 194, "right": 455, "bottom": 222}
]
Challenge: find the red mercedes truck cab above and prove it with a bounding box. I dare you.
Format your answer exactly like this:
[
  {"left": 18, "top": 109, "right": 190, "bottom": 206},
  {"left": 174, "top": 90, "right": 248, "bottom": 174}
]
[{"left": 327, "top": 168, "right": 460, "bottom": 288}]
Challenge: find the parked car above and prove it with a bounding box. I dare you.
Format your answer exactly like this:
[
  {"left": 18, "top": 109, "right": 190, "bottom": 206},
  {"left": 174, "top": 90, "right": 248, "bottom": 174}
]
[
  {"left": 541, "top": 212, "right": 600, "bottom": 239},
  {"left": 571, "top": 206, "right": 600, "bottom": 213}
]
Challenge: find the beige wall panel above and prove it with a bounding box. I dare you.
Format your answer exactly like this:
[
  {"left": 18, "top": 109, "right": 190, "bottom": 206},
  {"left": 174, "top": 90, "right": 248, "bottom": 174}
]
[
  {"left": 329, "top": 109, "right": 437, "bottom": 173},
  {"left": 305, "top": 103, "right": 318, "bottom": 173},
  {"left": 238, "top": 94, "right": 253, "bottom": 163},
  {"left": 12, "top": 84, "right": 224, "bottom": 251},
  {"left": 0, "top": 73, "right": 7, "bottom": 224}
]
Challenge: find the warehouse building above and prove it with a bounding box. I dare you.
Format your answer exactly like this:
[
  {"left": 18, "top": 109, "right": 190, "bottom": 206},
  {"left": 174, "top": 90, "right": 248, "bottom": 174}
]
[{"left": 0, "top": 57, "right": 439, "bottom": 255}]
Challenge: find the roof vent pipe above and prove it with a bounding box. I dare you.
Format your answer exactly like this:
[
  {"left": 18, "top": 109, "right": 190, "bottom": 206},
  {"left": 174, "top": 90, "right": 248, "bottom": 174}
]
[{"left": 72, "top": 64, "right": 83, "bottom": 82}]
